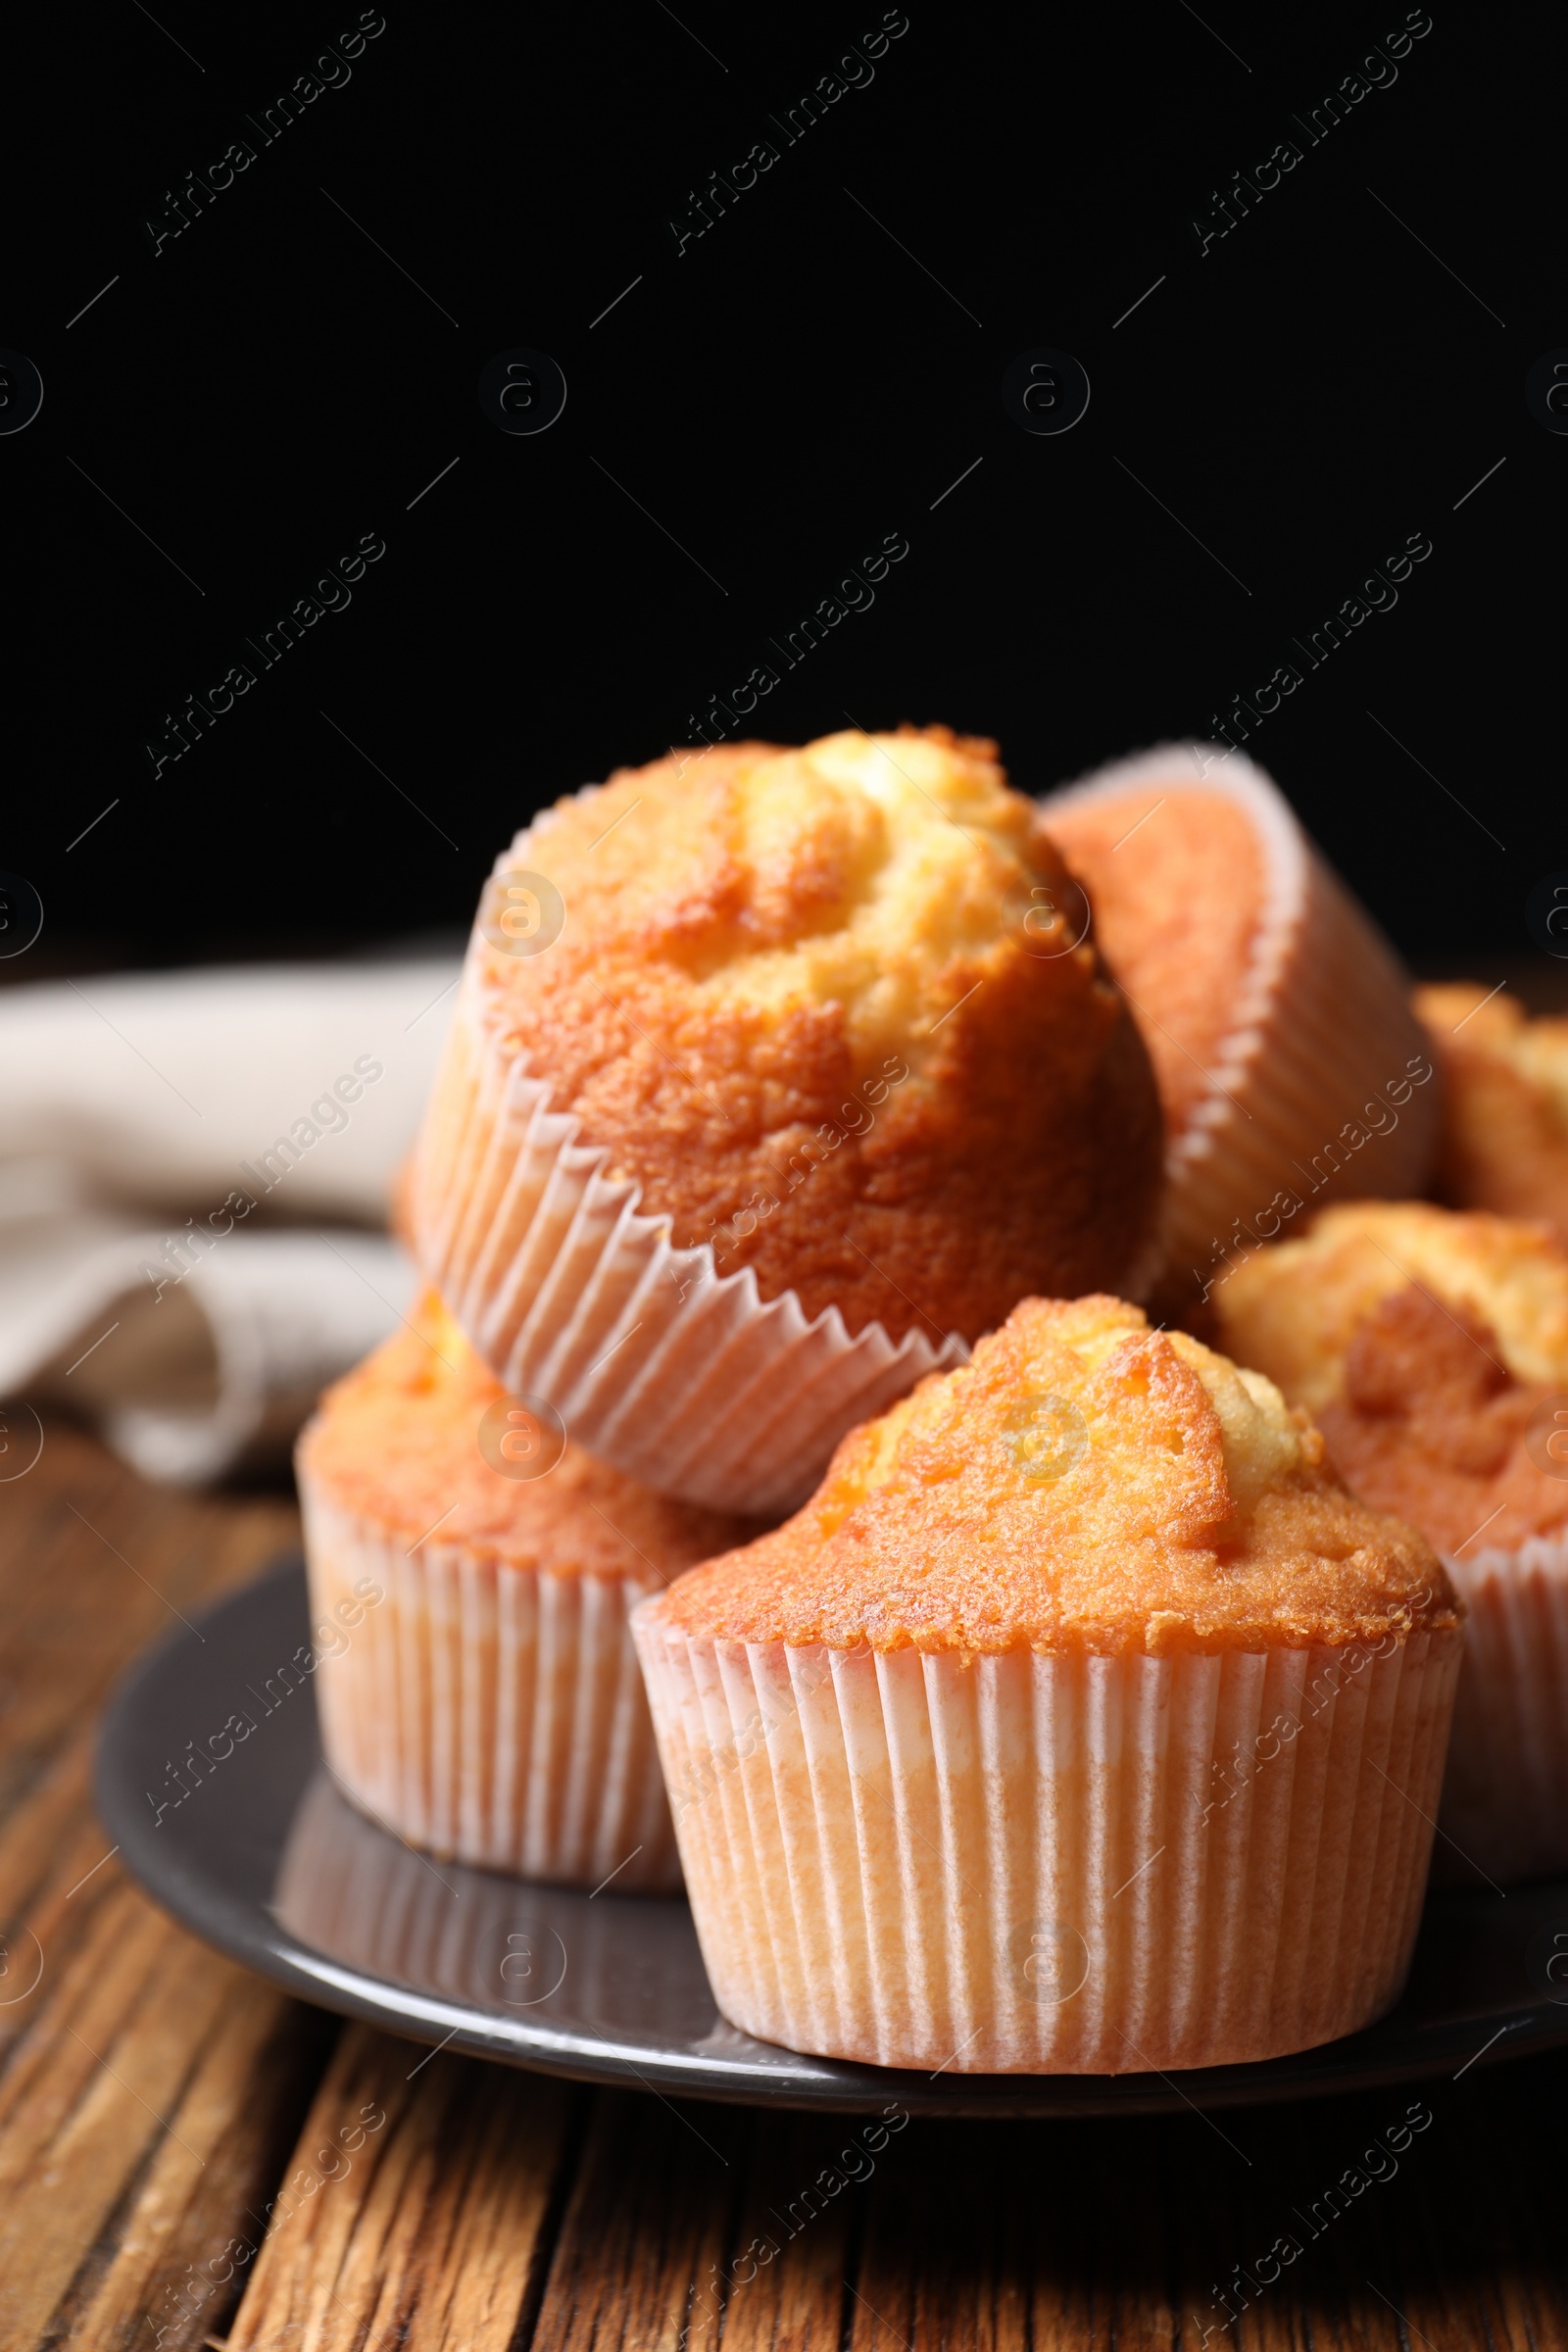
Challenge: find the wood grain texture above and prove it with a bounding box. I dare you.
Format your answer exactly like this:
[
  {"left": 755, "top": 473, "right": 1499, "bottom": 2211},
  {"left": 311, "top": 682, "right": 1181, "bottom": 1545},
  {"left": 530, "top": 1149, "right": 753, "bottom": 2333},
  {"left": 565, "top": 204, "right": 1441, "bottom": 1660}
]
[
  {"left": 1, "top": 1421, "right": 1567, "bottom": 2352},
  {"left": 718, "top": 2108, "right": 868, "bottom": 2352},
  {"left": 531, "top": 2087, "right": 750, "bottom": 2352},
  {"left": 0, "top": 1421, "right": 323, "bottom": 2350},
  {"left": 224, "top": 2025, "right": 576, "bottom": 2352},
  {"left": 28, "top": 1928, "right": 331, "bottom": 2352}
]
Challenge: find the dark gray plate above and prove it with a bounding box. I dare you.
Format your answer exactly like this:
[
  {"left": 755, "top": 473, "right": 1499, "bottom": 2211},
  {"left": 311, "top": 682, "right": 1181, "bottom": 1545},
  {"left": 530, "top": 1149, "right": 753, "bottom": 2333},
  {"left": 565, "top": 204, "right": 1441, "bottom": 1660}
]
[{"left": 95, "top": 1556, "right": 1568, "bottom": 2117}]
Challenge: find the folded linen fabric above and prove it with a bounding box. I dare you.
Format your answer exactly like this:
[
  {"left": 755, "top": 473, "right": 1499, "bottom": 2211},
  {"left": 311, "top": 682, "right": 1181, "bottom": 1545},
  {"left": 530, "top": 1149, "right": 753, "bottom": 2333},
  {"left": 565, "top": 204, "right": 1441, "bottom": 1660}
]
[{"left": 0, "top": 957, "right": 457, "bottom": 1480}]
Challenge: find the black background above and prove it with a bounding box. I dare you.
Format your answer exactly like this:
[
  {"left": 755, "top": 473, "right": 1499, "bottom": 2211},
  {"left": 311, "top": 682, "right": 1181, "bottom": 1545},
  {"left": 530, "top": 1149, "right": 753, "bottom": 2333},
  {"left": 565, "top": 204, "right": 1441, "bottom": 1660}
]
[{"left": 7, "top": 2, "right": 1552, "bottom": 978}]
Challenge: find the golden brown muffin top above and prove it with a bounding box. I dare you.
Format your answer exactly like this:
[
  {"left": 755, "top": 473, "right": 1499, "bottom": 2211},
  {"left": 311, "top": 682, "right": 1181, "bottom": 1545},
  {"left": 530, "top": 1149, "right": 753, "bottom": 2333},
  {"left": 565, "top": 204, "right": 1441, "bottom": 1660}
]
[
  {"left": 299, "top": 1290, "right": 758, "bottom": 1579},
  {"left": 1419, "top": 984, "right": 1568, "bottom": 1122},
  {"left": 467, "top": 727, "right": 1162, "bottom": 1343},
  {"left": 522, "top": 725, "right": 1049, "bottom": 1069},
  {"left": 1212, "top": 1200, "right": 1568, "bottom": 1413},
  {"left": 1417, "top": 981, "right": 1568, "bottom": 1237},
  {"left": 1314, "top": 1285, "right": 1568, "bottom": 1554},
  {"left": 644, "top": 1296, "right": 1451, "bottom": 1654},
  {"left": 1042, "top": 786, "right": 1264, "bottom": 1135},
  {"left": 1211, "top": 1200, "right": 1568, "bottom": 1554}
]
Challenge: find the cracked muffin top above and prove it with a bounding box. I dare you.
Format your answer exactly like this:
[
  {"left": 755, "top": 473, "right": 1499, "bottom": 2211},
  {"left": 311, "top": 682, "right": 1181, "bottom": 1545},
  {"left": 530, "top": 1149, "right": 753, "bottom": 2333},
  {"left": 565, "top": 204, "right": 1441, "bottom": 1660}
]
[
  {"left": 462, "top": 726, "right": 1163, "bottom": 1343},
  {"left": 1211, "top": 1200, "right": 1568, "bottom": 1556},
  {"left": 641, "top": 1294, "right": 1452, "bottom": 1654}
]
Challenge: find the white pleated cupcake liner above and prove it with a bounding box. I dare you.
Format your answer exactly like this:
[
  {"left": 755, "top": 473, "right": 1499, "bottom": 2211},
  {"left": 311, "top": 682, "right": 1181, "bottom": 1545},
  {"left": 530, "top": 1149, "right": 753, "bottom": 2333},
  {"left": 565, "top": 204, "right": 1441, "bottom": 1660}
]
[
  {"left": 300, "top": 1476, "right": 680, "bottom": 1891},
  {"left": 409, "top": 961, "right": 965, "bottom": 1517},
  {"left": 1041, "top": 746, "right": 1439, "bottom": 1297},
  {"left": 1436, "top": 1531, "right": 1568, "bottom": 1886},
  {"left": 632, "top": 1613, "right": 1462, "bottom": 2073}
]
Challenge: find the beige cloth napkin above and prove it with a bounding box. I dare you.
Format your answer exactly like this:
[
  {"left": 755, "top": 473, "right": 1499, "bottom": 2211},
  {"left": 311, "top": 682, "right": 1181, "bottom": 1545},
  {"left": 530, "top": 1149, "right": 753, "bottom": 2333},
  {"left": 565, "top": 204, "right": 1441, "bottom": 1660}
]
[{"left": 0, "top": 957, "right": 459, "bottom": 1483}]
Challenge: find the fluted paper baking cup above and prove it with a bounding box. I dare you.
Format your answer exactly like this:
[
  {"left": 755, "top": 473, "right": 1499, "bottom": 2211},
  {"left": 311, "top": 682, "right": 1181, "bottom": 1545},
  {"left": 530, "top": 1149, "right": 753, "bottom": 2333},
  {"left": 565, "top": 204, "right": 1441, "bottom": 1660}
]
[
  {"left": 632, "top": 1616, "right": 1461, "bottom": 2072},
  {"left": 1436, "top": 1532, "right": 1568, "bottom": 1886},
  {"left": 409, "top": 965, "right": 966, "bottom": 1517},
  {"left": 301, "top": 1474, "right": 680, "bottom": 1890},
  {"left": 1041, "top": 746, "right": 1438, "bottom": 1300}
]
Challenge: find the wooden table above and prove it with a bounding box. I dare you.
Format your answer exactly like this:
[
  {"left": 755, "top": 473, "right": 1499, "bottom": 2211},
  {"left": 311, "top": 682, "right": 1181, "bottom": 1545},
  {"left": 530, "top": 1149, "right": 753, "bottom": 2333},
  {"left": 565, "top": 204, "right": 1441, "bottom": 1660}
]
[{"left": 1, "top": 1419, "right": 1564, "bottom": 2352}]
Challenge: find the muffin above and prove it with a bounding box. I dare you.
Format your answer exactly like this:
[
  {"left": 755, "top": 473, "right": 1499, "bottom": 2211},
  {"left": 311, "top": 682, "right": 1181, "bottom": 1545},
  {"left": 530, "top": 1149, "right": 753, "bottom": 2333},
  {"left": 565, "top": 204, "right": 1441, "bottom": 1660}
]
[
  {"left": 1040, "top": 745, "right": 1439, "bottom": 1312},
  {"left": 631, "top": 1295, "right": 1460, "bottom": 2072},
  {"left": 1211, "top": 1201, "right": 1568, "bottom": 1884},
  {"left": 296, "top": 1288, "right": 758, "bottom": 1888},
  {"left": 1417, "top": 981, "right": 1568, "bottom": 1244},
  {"left": 411, "top": 726, "right": 1163, "bottom": 1514}
]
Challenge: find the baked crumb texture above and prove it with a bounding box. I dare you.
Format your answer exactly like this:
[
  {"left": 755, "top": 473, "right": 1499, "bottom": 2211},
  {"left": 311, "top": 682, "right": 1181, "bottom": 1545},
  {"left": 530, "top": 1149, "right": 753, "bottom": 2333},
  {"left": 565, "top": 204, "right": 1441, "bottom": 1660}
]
[
  {"left": 1418, "top": 981, "right": 1568, "bottom": 1244},
  {"left": 408, "top": 726, "right": 1164, "bottom": 1513},
  {"left": 1040, "top": 747, "right": 1438, "bottom": 1312},
  {"left": 299, "top": 1289, "right": 755, "bottom": 1576},
  {"left": 646, "top": 1294, "right": 1453, "bottom": 1655},
  {"left": 417, "top": 724, "right": 1163, "bottom": 1343},
  {"left": 1213, "top": 1199, "right": 1568, "bottom": 1883},
  {"left": 296, "top": 1291, "right": 754, "bottom": 1888},
  {"left": 1211, "top": 1200, "right": 1568, "bottom": 1544},
  {"left": 633, "top": 1293, "right": 1460, "bottom": 2071}
]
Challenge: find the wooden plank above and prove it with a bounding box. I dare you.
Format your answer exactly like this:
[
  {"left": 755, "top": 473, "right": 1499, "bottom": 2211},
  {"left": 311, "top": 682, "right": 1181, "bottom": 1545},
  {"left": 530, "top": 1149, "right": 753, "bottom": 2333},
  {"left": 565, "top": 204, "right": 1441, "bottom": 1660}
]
[
  {"left": 0, "top": 1428, "right": 324, "bottom": 2351},
  {"left": 47, "top": 1972, "right": 332, "bottom": 2352},
  {"left": 223, "top": 2027, "right": 577, "bottom": 2352},
  {"left": 1352, "top": 2054, "right": 1568, "bottom": 2352},
  {"left": 1023, "top": 2117, "right": 1104, "bottom": 2351},
  {"left": 0, "top": 1822, "right": 328, "bottom": 2348},
  {"left": 718, "top": 2108, "right": 871, "bottom": 2352},
  {"left": 215, "top": 2039, "right": 1568, "bottom": 2352},
  {"left": 530, "top": 2087, "right": 750, "bottom": 2352},
  {"left": 838, "top": 2054, "right": 1565, "bottom": 2352},
  {"left": 855, "top": 2115, "right": 1032, "bottom": 2352}
]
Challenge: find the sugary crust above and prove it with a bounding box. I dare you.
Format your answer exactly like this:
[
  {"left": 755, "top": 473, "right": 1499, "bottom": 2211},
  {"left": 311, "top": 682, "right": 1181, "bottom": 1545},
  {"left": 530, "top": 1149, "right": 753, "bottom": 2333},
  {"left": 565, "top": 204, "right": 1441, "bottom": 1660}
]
[
  {"left": 465, "top": 727, "right": 1163, "bottom": 1341},
  {"left": 1212, "top": 1200, "right": 1568, "bottom": 1411},
  {"left": 645, "top": 1294, "right": 1452, "bottom": 1654},
  {"left": 1417, "top": 981, "right": 1568, "bottom": 1240},
  {"left": 297, "top": 1291, "right": 758, "bottom": 1577}
]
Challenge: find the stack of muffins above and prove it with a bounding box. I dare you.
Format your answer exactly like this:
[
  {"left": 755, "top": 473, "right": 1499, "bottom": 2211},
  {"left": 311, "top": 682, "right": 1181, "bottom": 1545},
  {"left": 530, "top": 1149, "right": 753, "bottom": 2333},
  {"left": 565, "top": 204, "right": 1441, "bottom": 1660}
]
[{"left": 296, "top": 723, "right": 1561, "bottom": 2078}]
